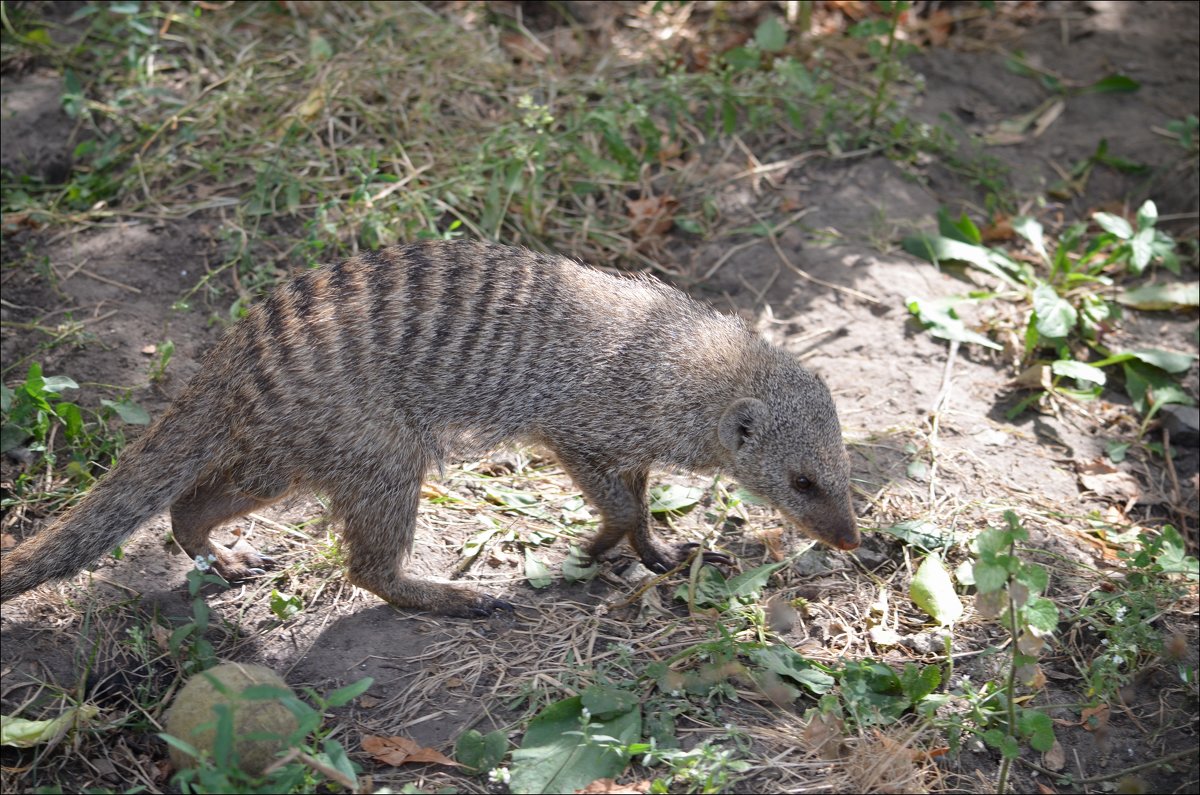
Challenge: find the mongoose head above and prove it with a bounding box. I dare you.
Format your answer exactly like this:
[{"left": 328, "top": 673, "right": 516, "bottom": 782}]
[{"left": 717, "top": 366, "right": 859, "bottom": 551}]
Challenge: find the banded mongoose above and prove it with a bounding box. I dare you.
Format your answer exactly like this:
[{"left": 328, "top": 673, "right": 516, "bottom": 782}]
[{"left": 0, "top": 240, "right": 859, "bottom": 616}]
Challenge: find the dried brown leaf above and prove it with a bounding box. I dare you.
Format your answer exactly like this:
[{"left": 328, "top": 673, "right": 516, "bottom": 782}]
[{"left": 361, "top": 734, "right": 459, "bottom": 767}]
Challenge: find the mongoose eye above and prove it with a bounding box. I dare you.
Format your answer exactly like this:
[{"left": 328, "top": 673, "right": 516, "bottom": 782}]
[{"left": 791, "top": 475, "right": 812, "bottom": 492}]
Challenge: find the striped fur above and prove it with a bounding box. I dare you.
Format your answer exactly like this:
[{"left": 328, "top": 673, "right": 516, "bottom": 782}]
[{"left": 1, "top": 241, "right": 857, "bottom": 616}]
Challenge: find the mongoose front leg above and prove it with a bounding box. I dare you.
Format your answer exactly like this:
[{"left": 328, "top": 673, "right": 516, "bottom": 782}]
[
  {"left": 332, "top": 470, "right": 513, "bottom": 618},
  {"left": 556, "top": 457, "right": 733, "bottom": 573},
  {"left": 171, "top": 475, "right": 286, "bottom": 580}
]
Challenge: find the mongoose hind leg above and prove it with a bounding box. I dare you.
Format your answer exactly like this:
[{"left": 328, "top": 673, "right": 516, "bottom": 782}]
[
  {"left": 171, "top": 475, "right": 287, "bottom": 580},
  {"left": 557, "top": 459, "right": 734, "bottom": 573},
  {"left": 331, "top": 467, "right": 514, "bottom": 618}
]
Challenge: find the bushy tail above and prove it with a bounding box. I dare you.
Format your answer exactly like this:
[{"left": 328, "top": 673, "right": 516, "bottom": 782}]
[{"left": 1, "top": 400, "right": 222, "bottom": 601}]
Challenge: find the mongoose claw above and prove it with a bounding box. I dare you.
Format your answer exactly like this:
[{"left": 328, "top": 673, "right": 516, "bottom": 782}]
[
  {"left": 678, "top": 542, "right": 737, "bottom": 569},
  {"left": 462, "top": 595, "right": 515, "bottom": 618},
  {"left": 210, "top": 538, "right": 275, "bottom": 581},
  {"left": 641, "top": 542, "right": 737, "bottom": 574}
]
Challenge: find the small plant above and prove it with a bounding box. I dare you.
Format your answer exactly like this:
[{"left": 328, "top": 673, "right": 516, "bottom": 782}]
[
  {"left": 148, "top": 339, "right": 175, "bottom": 383},
  {"left": 168, "top": 558, "right": 229, "bottom": 673},
  {"left": 965, "top": 512, "right": 1059, "bottom": 793},
  {"left": 904, "top": 202, "right": 1196, "bottom": 422},
  {"left": 1, "top": 362, "right": 148, "bottom": 508},
  {"left": 1079, "top": 526, "right": 1198, "bottom": 704}
]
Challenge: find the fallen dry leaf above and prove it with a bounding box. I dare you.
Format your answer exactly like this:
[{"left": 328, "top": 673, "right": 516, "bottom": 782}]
[
  {"left": 625, "top": 194, "right": 678, "bottom": 240},
  {"left": 927, "top": 8, "right": 954, "bottom": 46},
  {"left": 1080, "top": 704, "right": 1109, "bottom": 731},
  {"left": 801, "top": 710, "right": 846, "bottom": 761},
  {"left": 1012, "top": 364, "right": 1052, "bottom": 391},
  {"left": 1042, "top": 738, "right": 1066, "bottom": 771},
  {"left": 1077, "top": 459, "right": 1141, "bottom": 503},
  {"left": 361, "top": 734, "right": 459, "bottom": 767},
  {"left": 981, "top": 216, "right": 1015, "bottom": 243}
]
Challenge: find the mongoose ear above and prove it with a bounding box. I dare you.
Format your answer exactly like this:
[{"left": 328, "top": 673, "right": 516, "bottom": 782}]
[{"left": 718, "top": 398, "right": 770, "bottom": 452}]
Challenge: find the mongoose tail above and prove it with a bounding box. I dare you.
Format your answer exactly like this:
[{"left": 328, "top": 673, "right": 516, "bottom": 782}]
[{"left": 0, "top": 398, "right": 225, "bottom": 601}]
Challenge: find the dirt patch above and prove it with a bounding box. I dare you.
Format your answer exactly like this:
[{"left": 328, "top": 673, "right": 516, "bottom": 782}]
[{"left": 2, "top": 2, "right": 1197, "bottom": 794}]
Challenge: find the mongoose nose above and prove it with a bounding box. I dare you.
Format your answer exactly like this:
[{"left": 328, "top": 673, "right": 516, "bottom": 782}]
[{"left": 834, "top": 526, "right": 861, "bottom": 550}]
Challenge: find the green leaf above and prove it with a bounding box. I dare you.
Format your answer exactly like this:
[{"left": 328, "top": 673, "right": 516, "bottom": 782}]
[
  {"left": 898, "top": 663, "right": 942, "bottom": 702},
  {"left": 1051, "top": 360, "right": 1106, "bottom": 386},
  {"left": 909, "top": 553, "right": 963, "bottom": 627},
  {"left": 1153, "top": 526, "right": 1199, "bottom": 580},
  {"left": 0, "top": 424, "right": 28, "bottom": 454},
  {"left": 755, "top": 17, "right": 787, "bottom": 53},
  {"left": 902, "top": 234, "right": 1021, "bottom": 286},
  {"left": 561, "top": 544, "right": 598, "bottom": 583},
  {"left": 1093, "top": 212, "right": 1132, "bottom": 240},
  {"left": 907, "top": 298, "right": 1002, "bottom": 350},
  {"left": 1127, "top": 349, "right": 1195, "bottom": 374},
  {"left": 269, "top": 589, "right": 303, "bottom": 621},
  {"left": 840, "top": 661, "right": 907, "bottom": 726},
  {"left": 1080, "top": 74, "right": 1140, "bottom": 94},
  {"left": 100, "top": 398, "right": 150, "bottom": 425},
  {"left": 1032, "top": 284, "right": 1077, "bottom": 339},
  {"left": 309, "top": 34, "right": 333, "bottom": 61},
  {"left": 936, "top": 208, "right": 982, "bottom": 245},
  {"left": 1135, "top": 200, "right": 1158, "bottom": 230},
  {"left": 1116, "top": 282, "right": 1199, "bottom": 311},
  {"left": 1, "top": 705, "right": 99, "bottom": 747},
  {"left": 1122, "top": 360, "right": 1196, "bottom": 414},
  {"left": 461, "top": 520, "right": 502, "bottom": 561},
  {"left": 456, "top": 729, "right": 508, "bottom": 774},
  {"left": 524, "top": 549, "right": 553, "bottom": 589},
  {"left": 1130, "top": 226, "right": 1155, "bottom": 274},
  {"left": 972, "top": 560, "right": 1010, "bottom": 594},
  {"left": 323, "top": 677, "right": 373, "bottom": 708},
  {"left": 724, "top": 558, "right": 791, "bottom": 601},
  {"left": 581, "top": 685, "right": 639, "bottom": 721},
  {"left": 744, "top": 644, "right": 836, "bottom": 695},
  {"left": 319, "top": 739, "right": 358, "bottom": 787},
  {"left": 1019, "top": 709, "right": 1056, "bottom": 752},
  {"left": 877, "top": 519, "right": 952, "bottom": 552},
  {"left": 677, "top": 564, "right": 732, "bottom": 609},
  {"left": 509, "top": 696, "right": 640, "bottom": 795},
  {"left": 1012, "top": 216, "right": 1047, "bottom": 262},
  {"left": 1023, "top": 596, "right": 1059, "bottom": 633},
  {"left": 648, "top": 484, "right": 704, "bottom": 515},
  {"left": 1015, "top": 563, "right": 1049, "bottom": 596},
  {"left": 40, "top": 376, "right": 78, "bottom": 394}
]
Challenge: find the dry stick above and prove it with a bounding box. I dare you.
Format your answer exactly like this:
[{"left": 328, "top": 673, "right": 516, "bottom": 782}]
[
  {"left": 75, "top": 268, "right": 142, "bottom": 295},
  {"left": 1162, "top": 428, "right": 1182, "bottom": 508},
  {"left": 700, "top": 208, "right": 814, "bottom": 280},
  {"left": 1020, "top": 747, "right": 1196, "bottom": 786},
  {"left": 928, "top": 339, "right": 961, "bottom": 507},
  {"left": 767, "top": 233, "right": 882, "bottom": 306}
]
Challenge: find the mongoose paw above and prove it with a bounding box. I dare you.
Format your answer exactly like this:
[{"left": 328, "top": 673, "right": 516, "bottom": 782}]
[
  {"left": 450, "top": 593, "right": 516, "bottom": 619},
  {"left": 210, "top": 537, "right": 275, "bottom": 581},
  {"left": 641, "top": 542, "right": 736, "bottom": 574}
]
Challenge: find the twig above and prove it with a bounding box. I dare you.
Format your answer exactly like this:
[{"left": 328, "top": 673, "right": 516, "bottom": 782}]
[
  {"left": 75, "top": 268, "right": 142, "bottom": 294},
  {"left": 762, "top": 222, "right": 883, "bottom": 306},
  {"left": 700, "top": 208, "right": 815, "bottom": 280},
  {"left": 928, "top": 339, "right": 960, "bottom": 507},
  {"left": 1020, "top": 747, "right": 1197, "bottom": 785}
]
